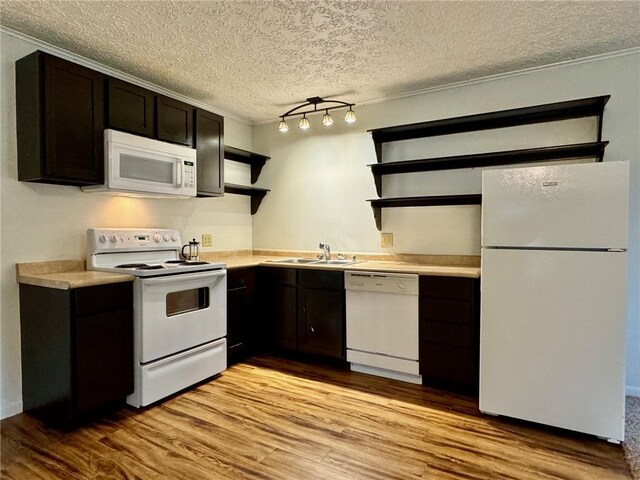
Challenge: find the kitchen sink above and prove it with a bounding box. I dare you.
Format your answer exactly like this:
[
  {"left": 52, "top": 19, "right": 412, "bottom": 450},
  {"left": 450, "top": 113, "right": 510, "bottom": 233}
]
[
  {"left": 267, "top": 258, "right": 360, "bottom": 266},
  {"left": 322, "top": 259, "right": 360, "bottom": 265},
  {"left": 267, "top": 258, "right": 321, "bottom": 265}
]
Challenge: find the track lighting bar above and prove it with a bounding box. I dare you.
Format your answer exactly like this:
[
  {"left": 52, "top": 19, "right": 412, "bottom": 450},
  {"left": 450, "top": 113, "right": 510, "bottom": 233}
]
[{"left": 278, "top": 96, "right": 356, "bottom": 132}]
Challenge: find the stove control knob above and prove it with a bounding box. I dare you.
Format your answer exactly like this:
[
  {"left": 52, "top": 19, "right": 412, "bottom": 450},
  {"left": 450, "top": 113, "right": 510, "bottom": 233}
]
[
  {"left": 153, "top": 234, "right": 161, "bottom": 243},
  {"left": 98, "top": 234, "right": 108, "bottom": 243},
  {"left": 163, "top": 234, "right": 170, "bottom": 242},
  {"left": 109, "top": 234, "right": 118, "bottom": 244},
  {"left": 171, "top": 234, "right": 178, "bottom": 242}
]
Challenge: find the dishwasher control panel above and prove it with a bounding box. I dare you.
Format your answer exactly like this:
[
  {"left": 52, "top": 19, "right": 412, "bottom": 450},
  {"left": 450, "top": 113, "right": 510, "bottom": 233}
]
[{"left": 344, "top": 271, "right": 419, "bottom": 295}]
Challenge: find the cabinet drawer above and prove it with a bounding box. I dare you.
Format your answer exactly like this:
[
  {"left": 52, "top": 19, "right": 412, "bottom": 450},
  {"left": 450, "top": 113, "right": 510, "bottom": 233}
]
[
  {"left": 420, "top": 298, "right": 472, "bottom": 325},
  {"left": 73, "top": 282, "right": 133, "bottom": 316},
  {"left": 260, "top": 267, "right": 297, "bottom": 286},
  {"left": 227, "top": 268, "right": 255, "bottom": 290},
  {"left": 420, "top": 276, "right": 473, "bottom": 300},
  {"left": 299, "top": 269, "right": 344, "bottom": 289},
  {"left": 420, "top": 322, "right": 472, "bottom": 347}
]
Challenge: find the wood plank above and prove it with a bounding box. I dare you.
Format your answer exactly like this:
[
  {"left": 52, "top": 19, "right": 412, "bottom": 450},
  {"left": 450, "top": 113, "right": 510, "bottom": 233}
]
[{"left": 1, "top": 355, "right": 630, "bottom": 480}]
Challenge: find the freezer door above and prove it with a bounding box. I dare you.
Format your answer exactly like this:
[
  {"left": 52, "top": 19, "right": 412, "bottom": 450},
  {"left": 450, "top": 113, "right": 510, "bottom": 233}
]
[
  {"left": 480, "top": 248, "right": 626, "bottom": 441},
  {"left": 482, "top": 161, "right": 629, "bottom": 249}
]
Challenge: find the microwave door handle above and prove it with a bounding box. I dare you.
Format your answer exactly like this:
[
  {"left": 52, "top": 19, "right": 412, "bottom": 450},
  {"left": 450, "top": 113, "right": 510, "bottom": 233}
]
[{"left": 176, "top": 159, "right": 182, "bottom": 187}]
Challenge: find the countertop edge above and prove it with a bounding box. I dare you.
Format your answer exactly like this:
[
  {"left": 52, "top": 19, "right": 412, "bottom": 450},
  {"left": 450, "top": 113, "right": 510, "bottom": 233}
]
[{"left": 17, "top": 272, "right": 136, "bottom": 290}]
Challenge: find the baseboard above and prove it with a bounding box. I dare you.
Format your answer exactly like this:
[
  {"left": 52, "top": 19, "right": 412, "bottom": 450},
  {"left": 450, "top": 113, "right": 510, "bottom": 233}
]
[
  {"left": 1, "top": 400, "right": 23, "bottom": 419},
  {"left": 627, "top": 386, "right": 640, "bottom": 397}
]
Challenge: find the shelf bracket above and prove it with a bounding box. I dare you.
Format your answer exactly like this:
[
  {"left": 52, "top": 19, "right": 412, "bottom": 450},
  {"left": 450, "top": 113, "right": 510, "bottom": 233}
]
[
  {"left": 373, "top": 173, "right": 382, "bottom": 197},
  {"left": 371, "top": 206, "right": 382, "bottom": 231},
  {"left": 250, "top": 161, "right": 267, "bottom": 185},
  {"left": 251, "top": 196, "right": 264, "bottom": 215}
]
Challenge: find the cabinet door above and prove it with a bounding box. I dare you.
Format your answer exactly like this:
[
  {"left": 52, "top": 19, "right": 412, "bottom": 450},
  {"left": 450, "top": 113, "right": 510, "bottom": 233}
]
[
  {"left": 194, "top": 109, "right": 224, "bottom": 196},
  {"left": 419, "top": 276, "right": 480, "bottom": 393},
  {"left": 74, "top": 308, "right": 133, "bottom": 415},
  {"left": 156, "top": 95, "right": 193, "bottom": 146},
  {"left": 44, "top": 54, "right": 105, "bottom": 184},
  {"left": 258, "top": 268, "right": 297, "bottom": 351},
  {"left": 227, "top": 287, "right": 248, "bottom": 362},
  {"left": 270, "top": 285, "right": 298, "bottom": 350},
  {"left": 106, "top": 78, "right": 155, "bottom": 137},
  {"left": 298, "top": 287, "right": 344, "bottom": 360},
  {"left": 16, "top": 52, "right": 105, "bottom": 185}
]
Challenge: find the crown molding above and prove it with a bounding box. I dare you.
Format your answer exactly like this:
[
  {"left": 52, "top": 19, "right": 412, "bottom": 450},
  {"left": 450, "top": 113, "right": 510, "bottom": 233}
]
[{"left": 0, "top": 26, "right": 252, "bottom": 125}]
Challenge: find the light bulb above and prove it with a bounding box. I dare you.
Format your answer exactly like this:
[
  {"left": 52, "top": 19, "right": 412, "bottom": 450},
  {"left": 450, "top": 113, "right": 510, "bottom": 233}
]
[
  {"left": 299, "top": 115, "right": 311, "bottom": 130},
  {"left": 344, "top": 108, "right": 356, "bottom": 124},
  {"left": 278, "top": 119, "right": 289, "bottom": 132},
  {"left": 322, "top": 111, "right": 334, "bottom": 126}
]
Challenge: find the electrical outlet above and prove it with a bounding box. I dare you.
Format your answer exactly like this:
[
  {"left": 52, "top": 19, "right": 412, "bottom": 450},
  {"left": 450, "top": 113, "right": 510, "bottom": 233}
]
[
  {"left": 380, "top": 232, "right": 393, "bottom": 247},
  {"left": 202, "top": 233, "right": 213, "bottom": 247}
]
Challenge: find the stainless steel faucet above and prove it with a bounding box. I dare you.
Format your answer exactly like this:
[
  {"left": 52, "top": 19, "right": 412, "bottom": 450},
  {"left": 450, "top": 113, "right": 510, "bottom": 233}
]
[{"left": 319, "top": 242, "right": 331, "bottom": 260}]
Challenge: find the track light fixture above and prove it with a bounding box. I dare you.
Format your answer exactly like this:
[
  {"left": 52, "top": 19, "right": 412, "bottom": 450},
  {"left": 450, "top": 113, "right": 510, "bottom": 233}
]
[{"left": 278, "top": 96, "right": 356, "bottom": 133}]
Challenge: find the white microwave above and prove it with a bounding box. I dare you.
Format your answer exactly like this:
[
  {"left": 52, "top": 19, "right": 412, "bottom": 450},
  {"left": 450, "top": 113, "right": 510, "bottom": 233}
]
[{"left": 83, "top": 129, "right": 197, "bottom": 198}]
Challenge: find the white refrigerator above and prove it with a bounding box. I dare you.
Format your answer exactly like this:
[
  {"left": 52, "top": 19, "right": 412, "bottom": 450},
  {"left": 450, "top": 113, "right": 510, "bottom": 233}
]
[{"left": 480, "top": 161, "right": 629, "bottom": 442}]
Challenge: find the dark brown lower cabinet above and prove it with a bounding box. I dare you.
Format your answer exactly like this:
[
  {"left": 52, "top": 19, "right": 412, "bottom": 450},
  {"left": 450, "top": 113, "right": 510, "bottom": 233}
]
[
  {"left": 419, "top": 275, "right": 480, "bottom": 393},
  {"left": 298, "top": 270, "right": 345, "bottom": 360},
  {"left": 19, "top": 282, "right": 133, "bottom": 428},
  {"left": 258, "top": 267, "right": 298, "bottom": 351},
  {"left": 258, "top": 267, "right": 345, "bottom": 362},
  {"left": 226, "top": 268, "right": 255, "bottom": 365}
]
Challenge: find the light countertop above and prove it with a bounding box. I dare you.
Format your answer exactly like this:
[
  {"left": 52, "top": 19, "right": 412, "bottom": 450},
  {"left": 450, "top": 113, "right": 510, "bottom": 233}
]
[
  {"left": 212, "top": 254, "right": 480, "bottom": 278},
  {"left": 17, "top": 253, "right": 480, "bottom": 290},
  {"left": 16, "top": 260, "right": 135, "bottom": 290}
]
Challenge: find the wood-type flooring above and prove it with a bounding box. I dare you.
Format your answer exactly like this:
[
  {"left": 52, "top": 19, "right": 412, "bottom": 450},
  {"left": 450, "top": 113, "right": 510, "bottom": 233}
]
[{"left": 1, "top": 355, "right": 631, "bottom": 479}]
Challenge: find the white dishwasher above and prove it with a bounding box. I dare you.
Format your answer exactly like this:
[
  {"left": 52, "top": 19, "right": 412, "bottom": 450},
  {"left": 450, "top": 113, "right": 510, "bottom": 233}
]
[{"left": 345, "top": 271, "right": 421, "bottom": 384}]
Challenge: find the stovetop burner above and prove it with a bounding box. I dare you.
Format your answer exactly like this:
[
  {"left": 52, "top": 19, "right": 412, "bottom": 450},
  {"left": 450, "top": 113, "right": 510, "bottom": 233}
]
[
  {"left": 116, "top": 263, "right": 149, "bottom": 268},
  {"left": 164, "top": 260, "right": 209, "bottom": 266},
  {"left": 137, "top": 265, "right": 165, "bottom": 270}
]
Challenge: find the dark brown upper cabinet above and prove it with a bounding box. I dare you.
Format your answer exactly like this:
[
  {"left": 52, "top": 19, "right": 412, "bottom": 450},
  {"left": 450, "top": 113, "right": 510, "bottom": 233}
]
[
  {"left": 16, "top": 51, "right": 105, "bottom": 186},
  {"left": 106, "top": 77, "right": 155, "bottom": 137},
  {"left": 156, "top": 95, "right": 194, "bottom": 146},
  {"left": 194, "top": 109, "right": 224, "bottom": 196}
]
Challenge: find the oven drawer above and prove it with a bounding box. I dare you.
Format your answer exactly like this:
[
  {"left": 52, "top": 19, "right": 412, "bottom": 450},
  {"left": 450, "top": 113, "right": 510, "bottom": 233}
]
[{"left": 135, "top": 338, "right": 226, "bottom": 407}]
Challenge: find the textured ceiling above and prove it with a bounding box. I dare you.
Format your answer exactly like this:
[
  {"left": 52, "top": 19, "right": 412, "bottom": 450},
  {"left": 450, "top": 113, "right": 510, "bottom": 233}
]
[{"left": 1, "top": 1, "right": 639, "bottom": 124}]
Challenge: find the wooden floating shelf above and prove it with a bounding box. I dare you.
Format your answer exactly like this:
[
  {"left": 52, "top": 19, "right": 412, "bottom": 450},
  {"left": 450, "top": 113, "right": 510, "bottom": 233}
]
[
  {"left": 367, "top": 194, "right": 482, "bottom": 231},
  {"left": 368, "top": 95, "right": 610, "bottom": 162},
  {"left": 224, "top": 183, "right": 270, "bottom": 214},
  {"left": 368, "top": 141, "right": 608, "bottom": 196},
  {"left": 224, "top": 146, "right": 270, "bottom": 184}
]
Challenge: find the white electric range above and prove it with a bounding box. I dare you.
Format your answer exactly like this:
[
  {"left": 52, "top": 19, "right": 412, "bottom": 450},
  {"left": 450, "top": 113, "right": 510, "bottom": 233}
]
[{"left": 87, "top": 228, "right": 227, "bottom": 408}]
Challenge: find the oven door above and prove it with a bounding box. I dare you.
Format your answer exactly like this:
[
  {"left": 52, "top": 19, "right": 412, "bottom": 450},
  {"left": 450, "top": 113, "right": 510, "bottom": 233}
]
[{"left": 137, "top": 269, "right": 226, "bottom": 363}]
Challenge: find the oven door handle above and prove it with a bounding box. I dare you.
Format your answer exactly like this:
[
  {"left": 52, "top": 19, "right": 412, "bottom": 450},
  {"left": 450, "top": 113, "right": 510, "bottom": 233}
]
[{"left": 141, "top": 269, "right": 226, "bottom": 285}]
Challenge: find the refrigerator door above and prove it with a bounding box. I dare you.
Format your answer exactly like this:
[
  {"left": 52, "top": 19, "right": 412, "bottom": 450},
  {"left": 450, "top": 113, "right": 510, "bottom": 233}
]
[
  {"left": 480, "top": 248, "right": 626, "bottom": 441},
  {"left": 482, "top": 161, "right": 629, "bottom": 249}
]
